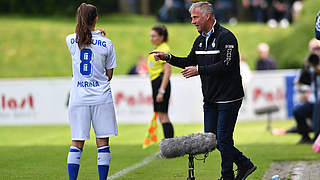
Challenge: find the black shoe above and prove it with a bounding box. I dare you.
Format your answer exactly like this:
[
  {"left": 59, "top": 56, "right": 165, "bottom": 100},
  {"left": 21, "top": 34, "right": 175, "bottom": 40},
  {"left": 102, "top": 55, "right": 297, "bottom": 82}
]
[
  {"left": 313, "top": 133, "right": 319, "bottom": 142},
  {"left": 285, "top": 125, "right": 299, "bottom": 133},
  {"left": 218, "top": 177, "right": 235, "bottom": 180},
  {"left": 218, "top": 178, "right": 232, "bottom": 180},
  {"left": 235, "top": 164, "right": 257, "bottom": 180},
  {"left": 297, "top": 136, "right": 313, "bottom": 144}
]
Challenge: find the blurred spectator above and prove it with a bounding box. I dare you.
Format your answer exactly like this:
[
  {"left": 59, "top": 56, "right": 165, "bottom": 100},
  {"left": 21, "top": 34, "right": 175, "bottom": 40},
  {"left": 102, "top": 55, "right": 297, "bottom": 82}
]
[
  {"left": 267, "top": 0, "right": 291, "bottom": 28},
  {"left": 242, "top": 0, "right": 268, "bottom": 22},
  {"left": 293, "top": 53, "right": 320, "bottom": 144},
  {"left": 291, "top": 38, "right": 320, "bottom": 144},
  {"left": 309, "top": 39, "right": 320, "bottom": 142},
  {"left": 128, "top": 54, "right": 148, "bottom": 76},
  {"left": 291, "top": 0, "right": 303, "bottom": 21},
  {"left": 287, "top": 39, "right": 320, "bottom": 133},
  {"left": 309, "top": 38, "right": 320, "bottom": 56},
  {"left": 256, "top": 43, "right": 277, "bottom": 70},
  {"left": 158, "top": 0, "right": 189, "bottom": 23},
  {"left": 239, "top": 55, "right": 252, "bottom": 114},
  {"left": 129, "top": 0, "right": 138, "bottom": 14},
  {"left": 240, "top": 55, "right": 252, "bottom": 86},
  {"left": 214, "top": 0, "right": 237, "bottom": 23},
  {"left": 293, "top": 39, "right": 320, "bottom": 91},
  {"left": 185, "top": 0, "right": 193, "bottom": 9}
]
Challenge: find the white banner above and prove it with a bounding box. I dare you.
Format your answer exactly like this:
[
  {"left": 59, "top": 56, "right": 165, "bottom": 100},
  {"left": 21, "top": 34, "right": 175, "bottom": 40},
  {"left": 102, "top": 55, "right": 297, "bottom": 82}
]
[
  {"left": 239, "top": 70, "right": 296, "bottom": 121},
  {"left": 112, "top": 76, "right": 203, "bottom": 124},
  {"left": 0, "top": 78, "right": 71, "bottom": 125},
  {"left": 0, "top": 70, "right": 297, "bottom": 125}
]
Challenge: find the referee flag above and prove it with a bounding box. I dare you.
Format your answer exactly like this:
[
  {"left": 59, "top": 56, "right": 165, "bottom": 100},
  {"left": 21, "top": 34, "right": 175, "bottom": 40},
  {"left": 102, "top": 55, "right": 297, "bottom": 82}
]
[{"left": 143, "top": 112, "right": 158, "bottom": 149}]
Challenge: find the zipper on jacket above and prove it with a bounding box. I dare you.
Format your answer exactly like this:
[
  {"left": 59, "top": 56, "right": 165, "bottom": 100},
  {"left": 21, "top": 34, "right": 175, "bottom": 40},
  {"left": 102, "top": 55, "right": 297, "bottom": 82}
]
[{"left": 203, "top": 37, "right": 208, "bottom": 99}]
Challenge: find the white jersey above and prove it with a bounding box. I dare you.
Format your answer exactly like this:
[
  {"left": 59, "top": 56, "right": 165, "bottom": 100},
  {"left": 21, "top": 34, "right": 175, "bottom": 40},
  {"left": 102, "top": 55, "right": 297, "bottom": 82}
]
[{"left": 66, "top": 31, "right": 117, "bottom": 105}]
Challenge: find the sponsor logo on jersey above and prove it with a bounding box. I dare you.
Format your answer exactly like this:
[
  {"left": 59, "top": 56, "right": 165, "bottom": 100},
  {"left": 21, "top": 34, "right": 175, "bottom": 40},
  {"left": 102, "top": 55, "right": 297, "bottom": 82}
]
[
  {"left": 77, "top": 81, "right": 100, "bottom": 88},
  {"left": 70, "top": 38, "right": 108, "bottom": 48}
]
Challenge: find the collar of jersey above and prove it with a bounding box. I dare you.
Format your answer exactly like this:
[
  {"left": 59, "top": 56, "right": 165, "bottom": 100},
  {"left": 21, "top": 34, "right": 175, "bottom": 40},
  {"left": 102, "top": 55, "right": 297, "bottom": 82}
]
[
  {"left": 92, "top": 30, "right": 103, "bottom": 35},
  {"left": 157, "top": 42, "right": 168, "bottom": 49}
]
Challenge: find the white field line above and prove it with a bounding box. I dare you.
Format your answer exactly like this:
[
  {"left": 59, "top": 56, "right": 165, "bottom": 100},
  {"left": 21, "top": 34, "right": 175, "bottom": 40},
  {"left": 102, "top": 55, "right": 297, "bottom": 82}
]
[{"left": 108, "top": 152, "right": 159, "bottom": 180}]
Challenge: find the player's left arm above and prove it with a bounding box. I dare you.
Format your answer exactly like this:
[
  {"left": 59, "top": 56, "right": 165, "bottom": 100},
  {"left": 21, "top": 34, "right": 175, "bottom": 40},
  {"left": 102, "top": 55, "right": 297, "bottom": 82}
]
[
  {"left": 198, "top": 33, "right": 238, "bottom": 75},
  {"left": 106, "top": 69, "right": 114, "bottom": 81}
]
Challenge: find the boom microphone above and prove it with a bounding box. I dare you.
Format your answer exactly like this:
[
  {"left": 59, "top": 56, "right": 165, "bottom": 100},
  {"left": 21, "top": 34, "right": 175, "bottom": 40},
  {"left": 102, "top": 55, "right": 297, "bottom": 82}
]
[{"left": 159, "top": 132, "right": 217, "bottom": 159}]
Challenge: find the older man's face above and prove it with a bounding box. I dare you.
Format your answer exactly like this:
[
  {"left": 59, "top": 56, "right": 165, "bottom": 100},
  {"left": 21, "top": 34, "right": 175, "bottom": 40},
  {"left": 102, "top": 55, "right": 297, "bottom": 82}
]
[{"left": 191, "top": 7, "right": 210, "bottom": 33}]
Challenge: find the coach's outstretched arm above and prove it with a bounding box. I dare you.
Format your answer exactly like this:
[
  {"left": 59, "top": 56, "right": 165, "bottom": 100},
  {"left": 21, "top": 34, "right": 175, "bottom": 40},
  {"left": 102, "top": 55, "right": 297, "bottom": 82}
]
[{"left": 149, "top": 45, "right": 197, "bottom": 69}]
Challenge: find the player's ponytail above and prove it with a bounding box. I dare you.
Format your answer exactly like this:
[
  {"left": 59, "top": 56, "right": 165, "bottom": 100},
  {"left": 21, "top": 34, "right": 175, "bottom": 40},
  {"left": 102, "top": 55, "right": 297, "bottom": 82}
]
[{"left": 76, "top": 3, "right": 98, "bottom": 49}]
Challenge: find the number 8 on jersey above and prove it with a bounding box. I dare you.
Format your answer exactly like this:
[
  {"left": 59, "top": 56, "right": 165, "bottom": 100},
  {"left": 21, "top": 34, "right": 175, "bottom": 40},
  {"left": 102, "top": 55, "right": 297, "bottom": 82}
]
[{"left": 80, "top": 48, "right": 93, "bottom": 77}]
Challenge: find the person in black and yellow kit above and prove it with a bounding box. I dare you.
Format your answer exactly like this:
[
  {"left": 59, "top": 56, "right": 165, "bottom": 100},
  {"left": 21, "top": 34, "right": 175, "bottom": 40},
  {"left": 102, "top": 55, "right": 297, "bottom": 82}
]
[{"left": 147, "top": 25, "right": 174, "bottom": 139}]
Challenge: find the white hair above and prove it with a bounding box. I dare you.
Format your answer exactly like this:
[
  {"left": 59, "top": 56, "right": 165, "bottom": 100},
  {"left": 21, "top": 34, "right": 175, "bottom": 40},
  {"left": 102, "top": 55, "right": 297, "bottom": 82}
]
[
  {"left": 189, "top": 1, "right": 214, "bottom": 18},
  {"left": 257, "top": 43, "right": 269, "bottom": 52}
]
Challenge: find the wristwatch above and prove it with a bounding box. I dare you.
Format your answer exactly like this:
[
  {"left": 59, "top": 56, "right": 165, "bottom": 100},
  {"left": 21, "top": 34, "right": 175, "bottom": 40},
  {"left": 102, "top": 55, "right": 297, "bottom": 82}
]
[
  {"left": 158, "top": 89, "right": 165, "bottom": 94},
  {"left": 165, "top": 53, "right": 172, "bottom": 62}
]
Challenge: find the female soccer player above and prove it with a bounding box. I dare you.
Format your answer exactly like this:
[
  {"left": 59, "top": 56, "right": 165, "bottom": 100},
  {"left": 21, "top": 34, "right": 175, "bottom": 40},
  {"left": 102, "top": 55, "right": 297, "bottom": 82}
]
[
  {"left": 65, "top": 3, "right": 118, "bottom": 180},
  {"left": 147, "top": 25, "right": 174, "bottom": 138}
]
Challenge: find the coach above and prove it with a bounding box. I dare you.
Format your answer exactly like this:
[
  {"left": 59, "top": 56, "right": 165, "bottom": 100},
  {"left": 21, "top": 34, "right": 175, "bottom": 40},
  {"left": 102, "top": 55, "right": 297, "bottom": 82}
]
[{"left": 150, "top": 2, "right": 256, "bottom": 180}]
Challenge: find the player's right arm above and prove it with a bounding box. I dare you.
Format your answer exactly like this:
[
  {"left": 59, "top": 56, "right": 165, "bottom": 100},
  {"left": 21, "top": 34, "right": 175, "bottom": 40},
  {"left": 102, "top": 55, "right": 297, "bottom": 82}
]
[{"left": 66, "top": 34, "right": 76, "bottom": 55}]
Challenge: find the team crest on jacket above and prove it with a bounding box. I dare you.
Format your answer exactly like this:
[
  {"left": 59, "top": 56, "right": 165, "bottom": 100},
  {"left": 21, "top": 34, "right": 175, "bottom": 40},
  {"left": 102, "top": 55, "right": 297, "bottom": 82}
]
[{"left": 199, "top": 42, "right": 202, "bottom": 48}]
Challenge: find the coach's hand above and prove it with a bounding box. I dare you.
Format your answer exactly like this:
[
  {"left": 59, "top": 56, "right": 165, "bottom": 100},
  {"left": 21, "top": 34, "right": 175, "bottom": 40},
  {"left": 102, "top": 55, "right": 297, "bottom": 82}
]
[
  {"left": 156, "top": 93, "right": 164, "bottom": 103},
  {"left": 149, "top": 51, "right": 168, "bottom": 61},
  {"left": 181, "top": 66, "right": 198, "bottom": 78}
]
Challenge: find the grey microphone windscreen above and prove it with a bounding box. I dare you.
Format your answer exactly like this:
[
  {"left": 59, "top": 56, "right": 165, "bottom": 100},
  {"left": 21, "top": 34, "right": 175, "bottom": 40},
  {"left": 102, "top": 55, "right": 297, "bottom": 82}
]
[{"left": 159, "top": 132, "right": 217, "bottom": 159}]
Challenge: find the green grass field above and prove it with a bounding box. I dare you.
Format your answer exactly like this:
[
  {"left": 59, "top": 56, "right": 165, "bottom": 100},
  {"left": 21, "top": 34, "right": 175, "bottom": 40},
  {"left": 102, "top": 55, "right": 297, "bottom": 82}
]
[
  {"left": 1, "top": 0, "right": 319, "bottom": 78},
  {"left": 0, "top": 120, "right": 319, "bottom": 180},
  {"left": 0, "top": 15, "right": 293, "bottom": 78}
]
